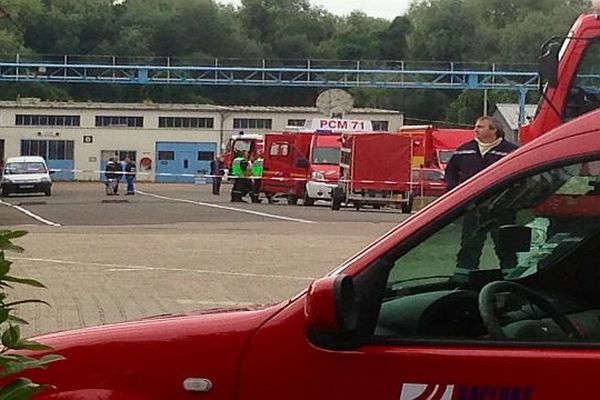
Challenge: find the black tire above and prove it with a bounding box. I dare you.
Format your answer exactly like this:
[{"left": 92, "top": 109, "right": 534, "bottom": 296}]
[
  {"left": 303, "top": 192, "right": 315, "bottom": 206},
  {"left": 400, "top": 192, "right": 414, "bottom": 214},
  {"left": 331, "top": 187, "right": 343, "bottom": 211},
  {"left": 287, "top": 195, "right": 299, "bottom": 205}
]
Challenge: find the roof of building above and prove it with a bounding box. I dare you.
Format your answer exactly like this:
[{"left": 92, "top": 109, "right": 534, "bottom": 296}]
[
  {"left": 0, "top": 98, "right": 401, "bottom": 115},
  {"left": 494, "top": 103, "right": 538, "bottom": 131}
]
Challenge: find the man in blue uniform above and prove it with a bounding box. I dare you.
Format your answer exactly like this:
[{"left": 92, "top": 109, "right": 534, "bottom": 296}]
[{"left": 445, "top": 116, "right": 519, "bottom": 278}]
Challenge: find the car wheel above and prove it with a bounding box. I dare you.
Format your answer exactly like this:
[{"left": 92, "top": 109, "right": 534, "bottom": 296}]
[{"left": 303, "top": 193, "right": 315, "bottom": 206}]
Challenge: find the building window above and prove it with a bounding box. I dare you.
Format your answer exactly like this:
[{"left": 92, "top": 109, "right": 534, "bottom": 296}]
[
  {"left": 372, "top": 120, "right": 389, "bottom": 131},
  {"left": 233, "top": 118, "right": 272, "bottom": 130},
  {"left": 95, "top": 116, "right": 143, "bottom": 127},
  {"left": 21, "top": 140, "right": 74, "bottom": 160},
  {"left": 287, "top": 119, "right": 305, "bottom": 127},
  {"left": 158, "top": 151, "right": 175, "bottom": 161},
  {"left": 197, "top": 151, "right": 214, "bottom": 161},
  {"left": 16, "top": 114, "right": 80, "bottom": 126},
  {"left": 158, "top": 117, "right": 214, "bottom": 129}
]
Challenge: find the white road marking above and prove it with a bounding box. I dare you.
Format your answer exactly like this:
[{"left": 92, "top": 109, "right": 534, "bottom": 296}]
[
  {"left": 0, "top": 200, "right": 61, "bottom": 227},
  {"left": 12, "top": 256, "right": 315, "bottom": 281},
  {"left": 136, "top": 190, "right": 315, "bottom": 224}
]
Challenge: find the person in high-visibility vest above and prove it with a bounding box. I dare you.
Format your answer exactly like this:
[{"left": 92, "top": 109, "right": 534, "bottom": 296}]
[
  {"left": 230, "top": 151, "right": 251, "bottom": 202},
  {"left": 250, "top": 152, "right": 264, "bottom": 203}
]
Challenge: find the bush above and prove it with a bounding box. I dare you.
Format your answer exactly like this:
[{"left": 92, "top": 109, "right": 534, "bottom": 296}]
[{"left": 0, "top": 230, "right": 63, "bottom": 399}]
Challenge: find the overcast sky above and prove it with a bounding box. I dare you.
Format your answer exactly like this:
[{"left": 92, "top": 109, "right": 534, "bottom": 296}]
[{"left": 220, "top": 0, "right": 412, "bottom": 20}]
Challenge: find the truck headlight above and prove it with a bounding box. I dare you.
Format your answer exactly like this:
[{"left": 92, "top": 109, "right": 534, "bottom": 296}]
[
  {"left": 1, "top": 177, "right": 12, "bottom": 184},
  {"left": 311, "top": 171, "right": 325, "bottom": 181},
  {"left": 40, "top": 177, "right": 50, "bottom": 183}
]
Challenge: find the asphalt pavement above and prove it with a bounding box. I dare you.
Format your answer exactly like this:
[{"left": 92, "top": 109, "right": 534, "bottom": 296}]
[{"left": 0, "top": 182, "right": 413, "bottom": 337}]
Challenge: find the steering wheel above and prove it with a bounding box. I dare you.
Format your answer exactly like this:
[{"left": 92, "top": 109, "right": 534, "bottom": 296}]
[{"left": 478, "top": 281, "right": 581, "bottom": 339}]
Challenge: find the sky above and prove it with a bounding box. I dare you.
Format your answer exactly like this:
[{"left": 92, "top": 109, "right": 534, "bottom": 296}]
[{"left": 220, "top": 0, "right": 412, "bottom": 20}]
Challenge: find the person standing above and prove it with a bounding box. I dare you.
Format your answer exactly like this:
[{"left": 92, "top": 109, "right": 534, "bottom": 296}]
[
  {"left": 124, "top": 157, "right": 137, "bottom": 195},
  {"left": 250, "top": 152, "right": 263, "bottom": 203},
  {"left": 230, "top": 151, "right": 250, "bottom": 202},
  {"left": 445, "top": 116, "right": 519, "bottom": 278},
  {"left": 104, "top": 157, "right": 122, "bottom": 195},
  {"left": 210, "top": 154, "right": 225, "bottom": 195}
]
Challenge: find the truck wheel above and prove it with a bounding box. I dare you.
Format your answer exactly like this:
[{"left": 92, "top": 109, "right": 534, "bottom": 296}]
[
  {"left": 331, "top": 187, "right": 343, "bottom": 211},
  {"left": 401, "top": 192, "right": 414, "bottom": 214},
  {"left": 287, "top": 195, "right": 299, "bottom": 205},
  {"left": 303, "top": 193, "right": 315, "bottom": 206}
]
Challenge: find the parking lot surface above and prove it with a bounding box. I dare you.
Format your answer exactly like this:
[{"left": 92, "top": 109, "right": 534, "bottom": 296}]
[{"left": 0, "top": 182, "right": 413, "bottom": 337}]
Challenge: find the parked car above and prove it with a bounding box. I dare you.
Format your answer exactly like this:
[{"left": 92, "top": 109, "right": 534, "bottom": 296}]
[
  {"left": 0, "top": 156, "right": 52, "bottom": 197},
  {"left": 8, "top": 109, "right": 600, "bottom": 399},
  {"left": 411, "top": 167, "right": 446, "bottom": 197}
]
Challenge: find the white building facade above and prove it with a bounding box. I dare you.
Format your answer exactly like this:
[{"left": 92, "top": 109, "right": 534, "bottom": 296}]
[{"left": 0, "top": 99, "right": 403, "bottom": 182}]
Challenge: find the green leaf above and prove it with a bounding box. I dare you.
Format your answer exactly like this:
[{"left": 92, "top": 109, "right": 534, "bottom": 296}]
[
  {"left": 0, "top": 260, "right": 10, "bottom": 278},
  {"left": 12, "top": 340, "right": 52, "bottom": 351},
  {"left": 6, "top": 315, "right": 28, "bottom": 325},
  {"left": 0, "top": 309, "right": 9, "bottom": 324},
  {"left": 0, "top": 377, "right": 48, "bottom": 400},
  {"left": 1, "top": 277, "right": 46, "bottom": 289},
  {"left": 1, "top": 231, "right": 27, "bottom": 240},
  {"left": 1, "top": 325, "right": 20, "bottom": 349},
  {"left": 4, "top": 299, "right": 50, "bottom": 308}
]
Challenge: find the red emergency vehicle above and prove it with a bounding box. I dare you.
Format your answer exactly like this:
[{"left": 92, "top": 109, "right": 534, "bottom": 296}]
[
  {"left": 222, "top": 133, "right": 263, "bottom": 171},
  {"left": 397, "top": 125, "right": 474, "bottom": 170},
  {"left": 521, "top": 9, "right": 600, "bottom": 143},
  {"left": 261, "top": 118, "right": 373, "bottom": 205},
  {"left": 10, "top": 107, "right": 600, "bottom": 400},
  {"left": 331, "top": 133, "right": 414, "bottom": 212},
  {"left": 261, "top": 131, "right": 313, "bottom": 204}
]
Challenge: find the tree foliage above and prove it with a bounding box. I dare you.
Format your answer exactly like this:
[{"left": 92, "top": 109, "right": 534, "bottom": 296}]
[{"left": 0, "top": 0, "right": 593, "bottom": 123}]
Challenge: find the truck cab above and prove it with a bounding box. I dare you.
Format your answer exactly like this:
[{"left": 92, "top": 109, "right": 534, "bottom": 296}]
[
  {"left": 303, "top": 132, "right": 342, "bottom": 206},
  {"left": 521, "top": 11, "right": 600, "bottom": 143}
]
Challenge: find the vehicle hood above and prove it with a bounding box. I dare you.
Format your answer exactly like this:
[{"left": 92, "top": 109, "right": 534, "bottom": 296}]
[
  {"left": 19, "top": 303, "right": 285, "bottom": 398},
  {"left": 310, "top": 165, "right": 339, "bottom": 180},
  {"left": 2, "top": 173, "right": 50, "bottom": 183}
]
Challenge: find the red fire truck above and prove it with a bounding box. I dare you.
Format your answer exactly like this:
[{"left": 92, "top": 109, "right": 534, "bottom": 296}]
[
  {"left": 261, "top": 118, "right": 374, "bottom": 205},
  {"left": 222, "top": 133, "right": 263, "bottom": 172},
  {"left": 331, "top": 133, "right": 414, "bottom": 212},
  {"left": 397, "top": 125, "right": 474, "bottom": 170},
  {"left": 521, "top": 9, "right": 600, "bottom": 143}
]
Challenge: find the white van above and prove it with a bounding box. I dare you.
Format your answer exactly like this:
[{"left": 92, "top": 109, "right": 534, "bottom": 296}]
[{"left": 1, "top": 156, "right": 53, "bottom": 197}]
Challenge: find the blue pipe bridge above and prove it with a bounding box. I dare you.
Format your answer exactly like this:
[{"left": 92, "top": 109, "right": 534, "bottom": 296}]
[{"left": 0, "top": 56, "right": 542, "bottom": 122}]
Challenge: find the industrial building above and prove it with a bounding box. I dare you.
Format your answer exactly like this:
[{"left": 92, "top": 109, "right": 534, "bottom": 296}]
[{"left": 0, "top": 98, "right": 403, "bottom": 182}]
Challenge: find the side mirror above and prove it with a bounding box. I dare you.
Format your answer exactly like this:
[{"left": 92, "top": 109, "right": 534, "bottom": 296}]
[
  {"left": 305, "top": 274, "right": 357, "bottom": 348},
  {"left": 48, "top": 169, "right": 57, "bottom": 174},
  {"left": 295, "top": 158, "right": 309, "bottom": 168},
  {"left": 497, "top": 225, "right": 531, "bottom": 254},
  {"left": 538, "top": 37, "right": 561, "bottom": 88}
]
